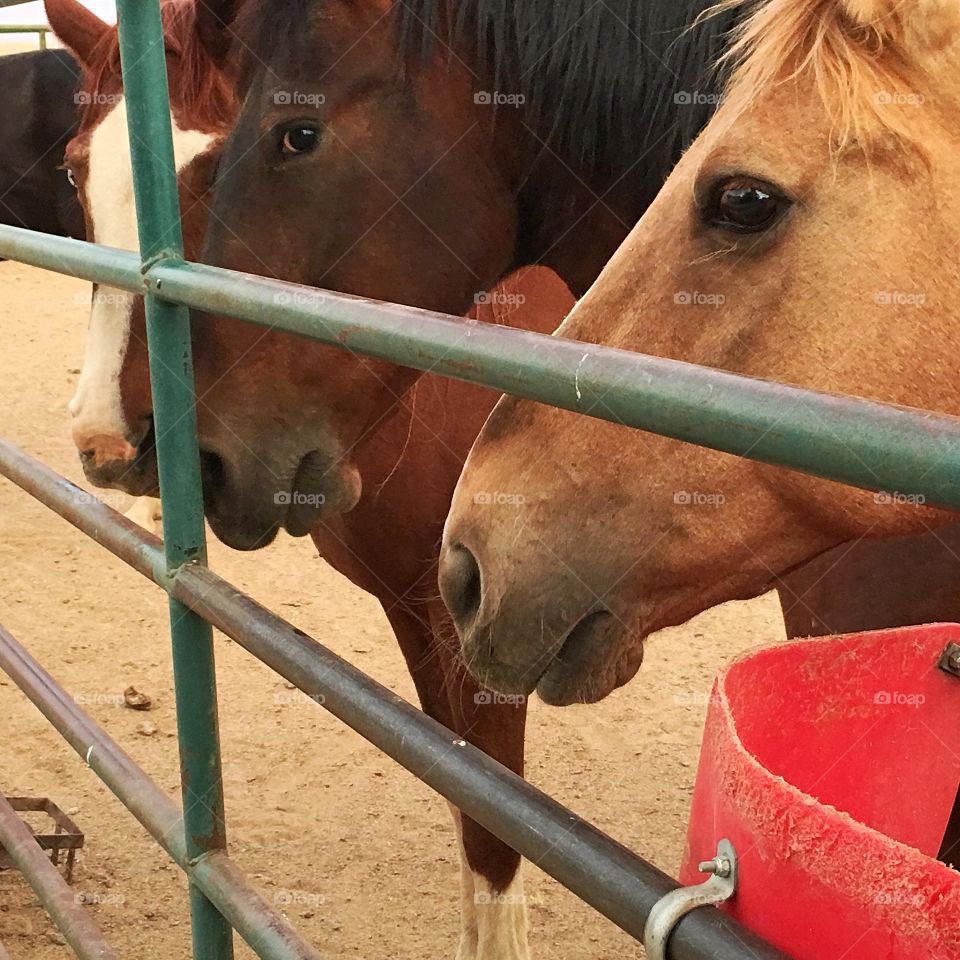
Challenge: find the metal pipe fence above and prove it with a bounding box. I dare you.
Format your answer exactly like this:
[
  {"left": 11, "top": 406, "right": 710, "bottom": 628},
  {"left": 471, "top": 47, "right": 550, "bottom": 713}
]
[
  {"left": 3, "top": 225, "right": 960, "bottom": 511},
  {"left": 1, "top": 0, "right": 950, "bottom": 956},
  {"left": 0, "top": 793, "right": 115, "bottom": 960},
  {"left": 0, "top": 617, "right": 325, "bottom": 960},
  {"left": 0, "top": 439, "right": 789, "bottom": 960},
  {"left": 0, "top": 24, "right": 50, "bottom": 46}
]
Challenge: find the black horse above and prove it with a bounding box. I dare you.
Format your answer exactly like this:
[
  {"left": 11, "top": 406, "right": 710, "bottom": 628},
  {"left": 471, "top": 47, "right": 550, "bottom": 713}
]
[{"left": 0, "top": 48, "right": 84, "bottom": 244}]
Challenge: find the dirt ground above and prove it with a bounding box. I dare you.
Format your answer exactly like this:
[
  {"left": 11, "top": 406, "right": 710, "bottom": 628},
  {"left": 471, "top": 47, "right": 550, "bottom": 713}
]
[
  {"left": 0, "top": 261, "right": 786, "bottom": 959},
  {"left": 0, "top": 40, "right": 54, "bottom": 56}
]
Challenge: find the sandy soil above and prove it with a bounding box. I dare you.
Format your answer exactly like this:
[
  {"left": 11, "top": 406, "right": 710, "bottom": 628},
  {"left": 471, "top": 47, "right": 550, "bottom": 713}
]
[
  {"left": 0, "top": 41, "right": 54, "bottom": 56},
  {"left": 0, "top": 261, "right": 786, "bottom": 959}
]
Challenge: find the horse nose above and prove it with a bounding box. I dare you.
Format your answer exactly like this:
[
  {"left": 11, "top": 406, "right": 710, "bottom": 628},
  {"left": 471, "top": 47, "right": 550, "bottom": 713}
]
[
  {"left": 78, "top": 448, "right": 139, "bottom": 489},
  {"left": 74, "top": 421, "right": 159, "bottom": 496},
  {"left": 439, "top": 542, "right": 484, "bottom": 632},
  {"left": 74, "top": 432, "right": 137, "bottom": 467},
  {"left": 440, "top": 530, "right": 639, "bottom": 703}
]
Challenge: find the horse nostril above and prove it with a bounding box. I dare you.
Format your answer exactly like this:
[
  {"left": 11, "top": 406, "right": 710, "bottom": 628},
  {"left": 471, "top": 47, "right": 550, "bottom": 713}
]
[
  {"left": 199, "top": 449, "right": 226, "bottom": 490},
  {"left": 440, "top": 542, "right": 483, "bottom": 630},
  {"left": 134, "top": 417, "right": 156, "bottom": 462}
]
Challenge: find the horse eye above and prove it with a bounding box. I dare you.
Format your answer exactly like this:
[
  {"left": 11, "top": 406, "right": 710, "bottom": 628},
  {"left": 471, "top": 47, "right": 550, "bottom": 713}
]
[
  {"left": 66, "top": 168, "right": 78, "bottom": 189},
  {"left": 280, "top": 126, "right": 320, "bottom": 156},
  {"left": 708, "top": 178, "right": 789, "bottom": 234}
]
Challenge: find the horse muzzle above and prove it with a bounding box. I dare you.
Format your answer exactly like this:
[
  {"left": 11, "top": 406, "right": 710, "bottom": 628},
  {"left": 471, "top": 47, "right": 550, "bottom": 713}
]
[
  {"left": 75, "top": 421, "right": 160, "bottom": 497},
  {"left": 439, "top": 539, "right": 643, "bottom": 705},
  {"left": 200, "top": 444, "right": 362, "bottom": 551}
]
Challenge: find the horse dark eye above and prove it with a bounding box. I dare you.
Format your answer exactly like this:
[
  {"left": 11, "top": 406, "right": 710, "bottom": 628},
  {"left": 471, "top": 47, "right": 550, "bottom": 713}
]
[
  {"left": 710, "top": 178, "right": 787, "bottom": 234},
  {"left": 281, "top": 126, "right": 320, "bottom": 156},
  {"left": 66, "top": 168, "right": 77, "bottom": 188}
]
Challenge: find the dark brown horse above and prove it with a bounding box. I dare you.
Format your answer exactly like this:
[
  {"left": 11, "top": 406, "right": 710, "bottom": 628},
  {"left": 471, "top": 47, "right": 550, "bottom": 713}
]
[{"left": 194, "top": 0, "right": 736, "bottom": 545}]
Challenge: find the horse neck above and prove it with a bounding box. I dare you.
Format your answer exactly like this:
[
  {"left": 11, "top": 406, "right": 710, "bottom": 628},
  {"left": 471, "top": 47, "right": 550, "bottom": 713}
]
[
  {"left": 488, "top": 34, "right": 726, "bottom": 296},
  {"left": 510, "top": 150, "right": 643, "bottom": 297}
]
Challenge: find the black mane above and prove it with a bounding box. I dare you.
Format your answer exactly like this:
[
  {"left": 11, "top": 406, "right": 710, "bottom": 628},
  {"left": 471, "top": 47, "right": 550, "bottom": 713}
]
[
  {"left": 240, "top": 0, "right": 739, "bottom": 178},
  {"left": 394, "top": 0, "right": 739, "bottom": 175}
]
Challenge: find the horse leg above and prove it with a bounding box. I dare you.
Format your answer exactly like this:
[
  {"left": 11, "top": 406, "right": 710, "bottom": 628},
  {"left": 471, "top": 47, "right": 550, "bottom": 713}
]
[
  {"left": 381, "top": 604, "right": 529, "bottom": 959},
  {"left": 124, "top": 496, "right": 162, "bottom": 534},
  {"left": 429, "top": 606, "right": 530, "bottom": 960}
]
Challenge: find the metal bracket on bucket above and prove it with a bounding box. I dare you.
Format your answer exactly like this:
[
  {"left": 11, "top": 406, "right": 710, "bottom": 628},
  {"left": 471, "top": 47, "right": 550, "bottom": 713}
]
[{"left": 643, "top": 839, "right": 738, "bottom": 960}]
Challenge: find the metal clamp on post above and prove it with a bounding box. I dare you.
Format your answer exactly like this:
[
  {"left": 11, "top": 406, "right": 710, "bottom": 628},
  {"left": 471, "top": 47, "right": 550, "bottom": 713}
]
[{"left": 644, "top": 839, "right": 738, "bottom": 960}]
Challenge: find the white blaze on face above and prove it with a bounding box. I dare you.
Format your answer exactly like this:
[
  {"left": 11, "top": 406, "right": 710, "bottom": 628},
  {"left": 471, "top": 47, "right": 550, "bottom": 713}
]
[{"left": 70, "top": 96, "right": 216, "bottom": 460}]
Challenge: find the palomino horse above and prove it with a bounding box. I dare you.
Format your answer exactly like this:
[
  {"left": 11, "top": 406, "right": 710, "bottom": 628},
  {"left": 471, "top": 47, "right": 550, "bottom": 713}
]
[
  {"left": 440, "top": 0, "right": 960, "bottom": 868},
  {"left": 0, "top": 48, "right": 84, "bottom": 243},
  {"left": 441, "top": 0, "right": 960, "bottom": 701},
  {"left": 49, "top": 2, "right": 571, "bottom": 955}
]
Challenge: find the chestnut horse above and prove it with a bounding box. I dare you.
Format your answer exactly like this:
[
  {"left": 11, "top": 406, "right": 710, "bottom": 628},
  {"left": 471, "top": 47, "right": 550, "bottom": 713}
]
[
  {"left": 440, "top": 0, "right": 960, "bottom": 855},
  {"left": 48, "top": 1, "right": 572, "bottom": 955},
  {"left": 46, "top": 0, "right": 235, "bottom": 531}
]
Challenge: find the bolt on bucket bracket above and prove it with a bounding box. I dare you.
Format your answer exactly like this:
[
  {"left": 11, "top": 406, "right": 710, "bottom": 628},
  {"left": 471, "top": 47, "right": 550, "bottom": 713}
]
[
  {"left": 644, "top": 839, "right": 738, "bottom": 960},
  {"left": 937, "top": 642, "right": 960, "bottom": 678}
]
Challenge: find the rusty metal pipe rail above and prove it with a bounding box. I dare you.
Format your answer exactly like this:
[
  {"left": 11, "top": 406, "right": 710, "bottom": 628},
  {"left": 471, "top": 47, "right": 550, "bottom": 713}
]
[
  {"left": 0, "top": 792, "right": 116, "bottom": 960},
  {"left": 0, "top": 439, "right": 792, "bottom": 960},
  {"left": 0, "top": 620, "right": 321, "bottom": 960}
]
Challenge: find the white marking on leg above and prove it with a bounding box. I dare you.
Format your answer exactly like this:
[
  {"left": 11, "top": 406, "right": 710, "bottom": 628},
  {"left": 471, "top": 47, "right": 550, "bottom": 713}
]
[
  {"left": 71, "top": 98, "right": 215, "bottom": 450},
  {"left": 449, "top": 805, "right": 479, "bottom": 960},
  {"left": 124, "top": 496, "right": 162, "bottom": 535},
  {"left": 449, "top": 804, "right": 531, "bottom": 960},
  {"left": 471, "top": 870, "right": 530, "bottom": 960}
]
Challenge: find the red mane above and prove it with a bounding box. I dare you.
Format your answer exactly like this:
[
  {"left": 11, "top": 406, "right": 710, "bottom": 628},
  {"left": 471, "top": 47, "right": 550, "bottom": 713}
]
[{"left": 76, "top": 0, "right": 236, "bottom": 132}]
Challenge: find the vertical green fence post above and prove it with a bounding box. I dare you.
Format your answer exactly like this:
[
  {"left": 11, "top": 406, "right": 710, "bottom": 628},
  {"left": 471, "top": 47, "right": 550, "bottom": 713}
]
[{"left": 114, "top": 1, "right": 233, "bottom": 956}]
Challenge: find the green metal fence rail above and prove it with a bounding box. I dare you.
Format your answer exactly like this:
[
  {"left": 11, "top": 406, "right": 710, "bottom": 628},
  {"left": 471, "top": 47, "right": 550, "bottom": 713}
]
[
  {"left": 113, "top": 0, "right": 234, "bottom": 952},
  {"left": 0, "top": 24, "right": 50, "bottom": 47},
  {"left": 0, "top": 1, "right": 954, "bottom": 960},
  {"left": 5, "top": 223, "right": 960, "bottom": 508}
]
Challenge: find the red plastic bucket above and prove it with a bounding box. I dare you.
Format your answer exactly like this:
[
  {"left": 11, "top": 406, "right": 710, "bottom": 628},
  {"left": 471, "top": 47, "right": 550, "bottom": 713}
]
[{"left": 681, "top": 623, "right": 960, "bottom": 959}]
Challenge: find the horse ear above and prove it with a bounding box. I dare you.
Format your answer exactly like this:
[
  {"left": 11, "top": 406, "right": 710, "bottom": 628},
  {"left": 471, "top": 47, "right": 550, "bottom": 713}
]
[
  {"left": 44, "top": 0, "right": 111, "bottom": 67},
  {"left": 195, "top": 0, "right": 242, "bottom": 66},
  {"left": 842, "top": 0, "right": 959, "bottom": 50}
]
